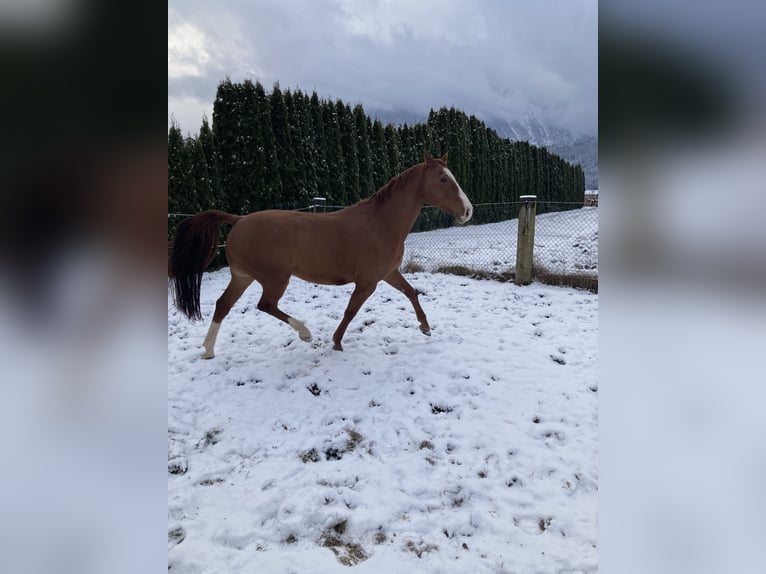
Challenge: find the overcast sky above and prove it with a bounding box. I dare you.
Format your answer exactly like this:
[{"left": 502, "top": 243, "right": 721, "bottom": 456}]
[{"left": 168, "top": 0, "right": 597, "bottom": 137}]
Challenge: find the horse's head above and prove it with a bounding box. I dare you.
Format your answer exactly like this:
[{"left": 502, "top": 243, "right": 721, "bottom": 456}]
[{"left": 421, "top": 151, "right": 473, "bottom": 224}]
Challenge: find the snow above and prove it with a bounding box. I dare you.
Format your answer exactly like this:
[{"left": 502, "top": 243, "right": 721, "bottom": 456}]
[
  {"left": 169, "top": 262, "right": 598, "bottom": 572},
  {"left": 404, "top": 207, "right": 598, "bottom": 276}
]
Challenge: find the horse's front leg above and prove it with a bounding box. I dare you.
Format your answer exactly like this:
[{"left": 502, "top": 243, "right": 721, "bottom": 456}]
[
  {"left": 332, "top": 282, "right": 377, "bottom": 351},
  {"left": 383, "top": 269, "right": 431, "bottom": 336}
]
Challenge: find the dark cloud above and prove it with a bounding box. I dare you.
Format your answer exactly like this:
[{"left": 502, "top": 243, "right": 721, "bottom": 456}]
[{"left": 168, "top": 0, "right": 597, "bottom": 136}]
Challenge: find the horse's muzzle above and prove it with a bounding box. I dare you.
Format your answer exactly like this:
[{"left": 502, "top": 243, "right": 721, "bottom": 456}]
[{"left": 455, "top": 204, "right": 473, "bottom": 225}]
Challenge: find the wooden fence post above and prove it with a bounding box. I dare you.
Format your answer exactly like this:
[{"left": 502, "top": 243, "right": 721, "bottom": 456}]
[{"left": 515, "top": 195, "right": 537, "bottom": 285}]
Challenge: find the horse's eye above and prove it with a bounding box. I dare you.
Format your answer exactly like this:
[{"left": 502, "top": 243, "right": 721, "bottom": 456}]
[{"left": 440, "top": 177, "right": 448, "bottom": 183}]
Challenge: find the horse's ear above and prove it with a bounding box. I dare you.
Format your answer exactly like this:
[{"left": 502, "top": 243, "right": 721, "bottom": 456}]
[
  {"left": 424, "top": 150, "right": 434, "bottom": 163},
  {"left": 440, "top": 151, "right": 449, "bottom": 164}
]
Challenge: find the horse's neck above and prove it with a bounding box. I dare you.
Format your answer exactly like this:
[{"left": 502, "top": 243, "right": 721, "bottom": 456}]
[{"left": 368, "top": 180, "right": 423, "bottom": 243}]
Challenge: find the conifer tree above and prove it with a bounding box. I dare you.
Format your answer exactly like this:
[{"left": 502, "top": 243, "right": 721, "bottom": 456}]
[
  {"left": 295, "top": 90, "right": 319, "bottom": 201},
  {"left": 211, "top": 78, "right": 260, "bottom": 214},
  {"left": 284, "top": 88, "right": 310, "bottom": 207},
  {"left": 187, "top": 136, "right": 210, "bottom": 212},
  {"left": 337, "top": 101, "right": 360, "bottom": 204},
  {"left": 353, "top": 104, "right": 374, "bottom": 198},
  {"left": 270, "top": 82, "right": 298, "bottom": 208},
  {"left": 253, "top": 80, "right": 282, "bottom": 210},
  {"left": 370, "top": 119, "right": 390, "bottom": 190},
  {"left": 198, "top": 115, "right": 221, "bottom": 209},
  {"left": 168, "top": 121, "right": 195, "bottom": 216},
  {"left": 321, "top": 100, "right": 345, "bottom": 204},
  {"left": 309, "top": 92, "right": 330, "bottom": 197},
  {"left": 383, "top": 123, "right": 401, "bottom": 176}
]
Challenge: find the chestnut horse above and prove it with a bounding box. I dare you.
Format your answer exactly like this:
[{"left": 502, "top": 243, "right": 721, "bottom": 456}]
[{"left": 169, "top": 151, "right": 472, "bottom": 357}]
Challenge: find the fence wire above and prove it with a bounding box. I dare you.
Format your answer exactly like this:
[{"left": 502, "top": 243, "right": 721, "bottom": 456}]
[
  {"left": 169, "top": 201, "right": 598, "bottom": 280},
  {"left": 401, "top": 202, "right": 597, "bottom": 278}
]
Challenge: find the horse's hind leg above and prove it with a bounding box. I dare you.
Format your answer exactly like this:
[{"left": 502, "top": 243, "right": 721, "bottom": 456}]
[
  {"left": 201, "top": 274, "right": 253, "bottom": 359},
  {"left": 257, "top": 278, "right": 312, "bottom": 343},
  {"left": 332, "top": 282, "right": 377, "bottom": 351},
  {"left": 384, "top": 269, "right": 431, "bottom": 336}
]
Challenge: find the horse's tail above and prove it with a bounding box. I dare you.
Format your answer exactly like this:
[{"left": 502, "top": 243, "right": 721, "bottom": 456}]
[{"left": 169, "top": 210, "right": 240, "bottom": 321}]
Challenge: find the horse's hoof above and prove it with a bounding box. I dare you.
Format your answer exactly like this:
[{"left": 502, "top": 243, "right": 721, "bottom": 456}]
[
  {"left": 299, "top": 330, "right": 312, "bottom": 342},
  {"left": 333, "top": 343, "right": 343, "bottom": 351},
  {"left": 200, "top": 351, "right": 215, "bottom": 359},
  {"left": 421, "top": 328, "right": 431, "bottom": 336}
]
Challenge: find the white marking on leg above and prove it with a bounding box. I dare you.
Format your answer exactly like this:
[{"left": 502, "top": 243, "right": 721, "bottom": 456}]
[
  {"left": 201, "top": 321, "right": 220, "bottom": 359},
  {"left": 444, "top": 168, "right": 473, "bottom": 223},
  {"left": 288, "top": 317, "right": 313, "bottom": 342}
]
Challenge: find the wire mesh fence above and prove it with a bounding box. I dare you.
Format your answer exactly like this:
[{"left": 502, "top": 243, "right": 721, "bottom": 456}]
[
  {"left": 401, "top": 202, "right": 598, "bottom": 280},
  {"left": 169, "top": 201, "right": 598, "bottom": 282}
]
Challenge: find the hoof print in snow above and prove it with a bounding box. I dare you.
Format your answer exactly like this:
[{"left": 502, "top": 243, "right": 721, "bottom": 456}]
[
  {"left": 307, "top": 382, "right": 322, "bottom": 396},
  {"left": 589, "top": 385, "right": 598, "bottom": 393},
  {"left": 506, "top": 476, "right": 523, "bottom": 487},
  {"left": 542, "top": 430, "right": 566, "bottom": 443},
  {"left": 197, "top": 428, "right": 222, "bottom": 449},
  {"left": 550, "top": 354, "right": 566, "bottom": 365},
  {"left": 430, "top": 403, "right": 453, "bottom": 415},
  {"left": 325, "top": 447, "right": 343, "bottom": 461},
  {"left": 197, "top": 477, "right": 224, "bottom": 486},
  {"left": 168, "top": 458, "right": 188, "bottom": 475},
  {"left": 404, "top": 540, "right": 438, "bottom": 558},
  {"left": 345, "top": 429, "right": 364, "bottom": 452},
  {"left": 168, "top": 526, "right": 185, "bottom": 548},
  {"left": 300, "top": 448, "right": 320, "bottom": 463},
  {"left": 513, "top": 516, "right": 554, "bottom": 535}
]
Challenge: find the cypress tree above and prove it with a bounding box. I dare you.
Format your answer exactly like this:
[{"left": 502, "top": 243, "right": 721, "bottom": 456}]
[
  {"left": 211, "top": 78, "right": 261, "bottom": 214},
  {"left": 468, "top": 115, "right": 487, "bottom": 203},
  {"left": 370, "top": 119, "right": 390, "bottom": 190},
  {"left": 284, "top": 88, "right": 311, "bottom": 207},
  {"left": 187, "top": 136, "right": 210, "bottom": 212},
  {"left": 322, "top": 100, "right": 345, "bottom": 204},
  {"left": 296, "top": 90, "right": 318, "bottom": 201},
  {"left": 384, "top": 123, "right": 401, "bottom": 177},
  {"left": 353, "top": 104, "right": 374, "bottom": 198},
  {"left": 270, "top": 82, "right": 298, "bottom": 208},
  {"left": 198, "top": 115, "right": 222, "bottom": 209},
  {"left": 250, "top": 81, "right": 282, "bottom": 210},
  {"left": 398, "top": 123, "right": 416, "bottom": 167},
  {"left": 309, "top": 92, "right": 330, "bottom": 198},
  {"left": 168, "top": 120, "right": 194, "bottom": 217},
  {"left": 337, "top": 101, "right": 360, "bottom": 204}
]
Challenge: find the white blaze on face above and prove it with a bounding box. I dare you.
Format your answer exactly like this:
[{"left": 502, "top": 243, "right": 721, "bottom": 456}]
[{"left": 444, "top": 168, "right": 473, "bottom": 223}]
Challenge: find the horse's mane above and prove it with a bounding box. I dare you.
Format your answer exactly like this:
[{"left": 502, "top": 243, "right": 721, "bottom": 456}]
[{"left": 357, "top": 161, "right": 432, "bottom": 207}]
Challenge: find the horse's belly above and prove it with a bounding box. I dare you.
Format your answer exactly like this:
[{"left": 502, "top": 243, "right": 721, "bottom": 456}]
[{"left": 294, "top": 270, "right": 352, "bottom": 286}]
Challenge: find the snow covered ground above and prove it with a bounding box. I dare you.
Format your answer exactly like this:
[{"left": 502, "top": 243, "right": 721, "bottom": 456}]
[
  {"left": 168, "top": 268, "right": 598, "bottom": 572},
  {"left": 404, "top": 206, "right": 598, "bottom": 277}
]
